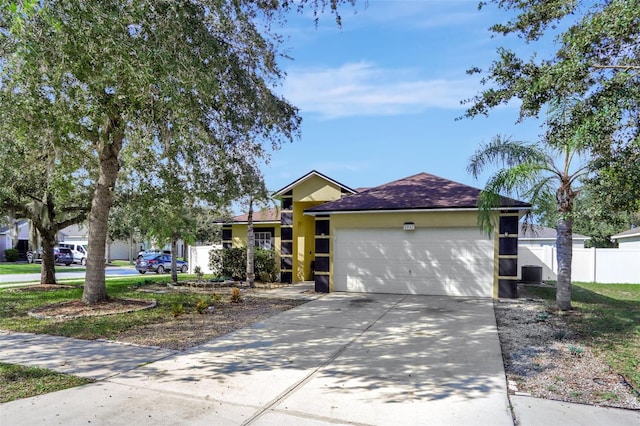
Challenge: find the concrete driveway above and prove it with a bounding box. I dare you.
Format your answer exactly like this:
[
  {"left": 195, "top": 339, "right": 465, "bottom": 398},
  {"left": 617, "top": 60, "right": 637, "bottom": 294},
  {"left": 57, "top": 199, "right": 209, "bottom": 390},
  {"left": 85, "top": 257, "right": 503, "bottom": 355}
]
[{"left": 1, "top": 293, "right": 512, "bottom": 425}]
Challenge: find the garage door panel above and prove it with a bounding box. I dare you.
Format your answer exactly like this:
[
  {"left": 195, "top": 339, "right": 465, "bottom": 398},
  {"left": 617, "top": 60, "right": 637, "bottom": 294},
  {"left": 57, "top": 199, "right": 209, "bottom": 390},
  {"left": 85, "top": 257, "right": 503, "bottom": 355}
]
[{"left": 334, "top": 228, "right": 493, "bottom": 297}]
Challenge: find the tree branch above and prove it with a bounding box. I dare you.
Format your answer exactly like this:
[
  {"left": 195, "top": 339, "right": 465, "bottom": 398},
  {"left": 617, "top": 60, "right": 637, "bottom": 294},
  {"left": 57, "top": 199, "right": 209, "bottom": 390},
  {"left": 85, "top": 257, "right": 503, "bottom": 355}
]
[{"left": 592, "top": 64, "right": 640, "bottom": 71}]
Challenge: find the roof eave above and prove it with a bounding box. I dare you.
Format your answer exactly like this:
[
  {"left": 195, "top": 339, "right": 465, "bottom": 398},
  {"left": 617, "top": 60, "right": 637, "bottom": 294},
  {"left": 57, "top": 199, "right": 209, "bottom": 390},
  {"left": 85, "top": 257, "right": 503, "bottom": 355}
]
[
  {"left": 273, "top": 170, "right": 358, "bottom": 197},
  {"left": 612, "top": 232, "right": 640, "bottom": 240},
  {"left": 304, "top": 206, "right": 532, "bottom": 216}
]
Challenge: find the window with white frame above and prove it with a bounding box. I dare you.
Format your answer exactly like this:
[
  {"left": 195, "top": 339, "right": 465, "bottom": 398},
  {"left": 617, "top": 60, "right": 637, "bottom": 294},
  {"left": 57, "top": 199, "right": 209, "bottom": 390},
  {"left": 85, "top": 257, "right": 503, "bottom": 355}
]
[{"left": 254, "top": 231, "right": 272, "bottom": 249}]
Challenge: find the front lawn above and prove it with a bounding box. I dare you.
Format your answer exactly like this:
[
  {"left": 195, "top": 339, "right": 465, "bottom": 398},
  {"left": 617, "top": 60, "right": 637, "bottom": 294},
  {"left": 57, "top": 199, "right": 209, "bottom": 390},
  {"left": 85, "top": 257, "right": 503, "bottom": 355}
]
[
  {"left": 0, "top": 276, "right": 187, "bottom": 337},
  {"left": 0, "top": 263, "right": 45, "bottom": 275},
  {"left": 0, "top": 276, "right": 303, "bottom": 346},
  {"left": 0, "top": 363, "right": 93, "bottom": 403},
  {"left": 108, "top": 260, "right": 135, "bottom": 267},
  {"left": 526, "top": 282, "right": 640, "bottom": 393},
  {"left": 0, "top": 263, "right": 85, "bottom": 275}
]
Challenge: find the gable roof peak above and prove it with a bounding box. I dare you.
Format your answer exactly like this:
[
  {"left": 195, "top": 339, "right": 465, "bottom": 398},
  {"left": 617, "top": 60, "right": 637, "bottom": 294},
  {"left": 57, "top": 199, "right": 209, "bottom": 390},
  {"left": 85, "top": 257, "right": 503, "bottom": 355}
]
[{"left": 273, "top": 170, "right": 357, "bottom": 196}]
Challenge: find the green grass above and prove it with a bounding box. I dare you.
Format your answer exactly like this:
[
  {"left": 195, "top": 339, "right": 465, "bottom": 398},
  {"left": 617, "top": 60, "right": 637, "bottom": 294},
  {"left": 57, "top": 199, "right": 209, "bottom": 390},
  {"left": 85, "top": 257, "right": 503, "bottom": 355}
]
[
  {"left": 0, "top": 363, "right": 93, "bottom": 403},
  {"left": 0, "top": 263, "right": 45, "bottom": 274},
  {"left": 0, "top": 275, "right": 202, "bottom": 341},
  {"left": 0, "top": 263, "right": 85, "bottom": 275},
  {"left": 108, "top": 260, "right": 135, "bottom": 267},
  {"left": 526, "top": 282, "right": 640, "bottom": 392}
]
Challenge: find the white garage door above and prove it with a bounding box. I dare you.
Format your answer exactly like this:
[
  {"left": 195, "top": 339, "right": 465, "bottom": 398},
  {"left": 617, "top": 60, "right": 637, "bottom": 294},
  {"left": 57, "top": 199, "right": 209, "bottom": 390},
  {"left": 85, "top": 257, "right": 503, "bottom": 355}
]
[{"left": 334, "top": 228, "right": 494, "bottom": 297}]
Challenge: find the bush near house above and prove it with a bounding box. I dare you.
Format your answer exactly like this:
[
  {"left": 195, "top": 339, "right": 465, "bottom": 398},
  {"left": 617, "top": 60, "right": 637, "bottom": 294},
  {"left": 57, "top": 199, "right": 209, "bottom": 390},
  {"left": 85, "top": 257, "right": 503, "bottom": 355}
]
[
  {"left": 219, "top": 247, "right": 279, "bottom": 282},
  {"left": 254, "top": 248, "right": 279, "bottom": 282},
  {"left": 4, "top": 248, "right": 19, "bottom": 262}
]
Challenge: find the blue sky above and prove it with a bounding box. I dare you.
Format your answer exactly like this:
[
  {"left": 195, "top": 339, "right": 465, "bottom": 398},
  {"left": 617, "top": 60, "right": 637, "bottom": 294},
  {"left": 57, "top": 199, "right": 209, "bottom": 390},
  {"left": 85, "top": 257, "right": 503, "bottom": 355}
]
[{"left": 260, "top": 0, "right": 548, "bottom": 193}]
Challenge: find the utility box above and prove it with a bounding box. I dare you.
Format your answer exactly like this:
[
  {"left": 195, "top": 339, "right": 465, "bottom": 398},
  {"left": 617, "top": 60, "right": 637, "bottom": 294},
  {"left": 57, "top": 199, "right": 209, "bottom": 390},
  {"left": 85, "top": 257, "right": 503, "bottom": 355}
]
[{"left": 521, "top": 265, "right": 543, "bottom": 284}]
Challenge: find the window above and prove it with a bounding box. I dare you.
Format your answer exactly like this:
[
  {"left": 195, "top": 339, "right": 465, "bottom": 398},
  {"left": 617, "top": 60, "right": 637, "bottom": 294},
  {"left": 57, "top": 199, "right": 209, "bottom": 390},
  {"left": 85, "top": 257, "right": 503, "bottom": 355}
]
[{"left": 254, "top": 232, "right": 272, "bottom": 249}]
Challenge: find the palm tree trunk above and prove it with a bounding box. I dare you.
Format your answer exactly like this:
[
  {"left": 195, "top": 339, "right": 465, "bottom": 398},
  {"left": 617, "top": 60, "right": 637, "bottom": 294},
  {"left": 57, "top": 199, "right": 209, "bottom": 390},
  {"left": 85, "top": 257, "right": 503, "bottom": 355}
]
[
  {"left": 246, "top": 202, "right": 255, "bottom": 288},
  {"left": 556, "top": 216, "right": 573, "bottom": 311}
]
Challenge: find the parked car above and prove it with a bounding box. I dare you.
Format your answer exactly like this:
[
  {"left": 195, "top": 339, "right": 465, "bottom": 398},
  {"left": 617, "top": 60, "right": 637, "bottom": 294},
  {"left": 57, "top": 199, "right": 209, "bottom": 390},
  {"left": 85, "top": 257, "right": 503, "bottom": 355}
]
[
  {"left": 136, "top": 248, "right": 171, "bottom": 261},
  {"left": 135, "top": 254, "right": 188, "bottom": 274},
  {"left": 26, "top": 247, "right": 73, "bottom": 266},
  {"left": 55, "top": 247, "right": 74, "bottom": 266},
  {"left": 59, "top": 242, "right": 88, "bottom": 265}
]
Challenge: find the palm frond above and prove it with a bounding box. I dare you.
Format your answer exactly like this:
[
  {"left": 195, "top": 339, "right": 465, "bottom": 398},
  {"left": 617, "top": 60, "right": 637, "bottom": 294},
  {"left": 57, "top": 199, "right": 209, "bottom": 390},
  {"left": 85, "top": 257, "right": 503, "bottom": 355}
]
[
  {"left": 476, "top": 164, "right": 544, "bottom": 235},
  {"left": 467, "top": 135, "right": 548, "bottom": 178}
]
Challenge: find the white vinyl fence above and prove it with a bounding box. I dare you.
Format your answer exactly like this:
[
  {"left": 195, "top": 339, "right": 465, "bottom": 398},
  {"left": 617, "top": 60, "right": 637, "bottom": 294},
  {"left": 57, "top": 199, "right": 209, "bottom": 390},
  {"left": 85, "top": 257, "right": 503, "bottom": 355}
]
[
  {"left": 519, "top": 246, "right": 640, "bottom": 284},
  {"left": 188, "top": 245, "right": 221, "bottom": 274}
]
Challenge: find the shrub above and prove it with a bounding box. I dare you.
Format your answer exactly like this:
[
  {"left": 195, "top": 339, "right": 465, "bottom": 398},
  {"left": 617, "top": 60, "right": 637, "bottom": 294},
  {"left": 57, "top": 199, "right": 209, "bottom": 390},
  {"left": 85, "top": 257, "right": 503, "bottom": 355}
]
[
  {"left": 171, "top": 303, "right": 185, "bottom": 318},
  {"left": 208, "top": 249, "right": 223, "bottom": 277},
  {"left": 254, "top": 247, "right": 279, "bottom": 282},
  {"left": 220, "top": 247, "right": 279, "bottom": 282},
  {"left": 195, "top": 300, "right": 208, "bottom": 314},
  {"left": 567, "top": 344, "right": 584, "bottom": 357},
  {"left": 230, "top": 288, "right": 243, "bottom": 303},
  {"left": 221, "top": 248, "right": 246, "bottom": 281},
  {"left": 194, "top": 266, "right": 204, "bottom": 283},
  {"left": 4, "top": 248, "right": 19, "bottom": 262}
]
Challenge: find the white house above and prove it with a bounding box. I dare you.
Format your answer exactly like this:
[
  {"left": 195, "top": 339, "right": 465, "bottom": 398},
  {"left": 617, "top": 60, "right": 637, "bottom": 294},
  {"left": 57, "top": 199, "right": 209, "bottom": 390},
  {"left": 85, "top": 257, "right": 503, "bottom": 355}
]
[
  {"left": 0, "top": 220, "right": 30, "bottom": 261},
  {"left": 59, "top": 224, "right": 188, "bottom": 261},
  {"left": 611, "top": 227, "right": 640, "bottom": 249},
  {"left": 519, "top": 224, "right": 589, "bottom": 249}
]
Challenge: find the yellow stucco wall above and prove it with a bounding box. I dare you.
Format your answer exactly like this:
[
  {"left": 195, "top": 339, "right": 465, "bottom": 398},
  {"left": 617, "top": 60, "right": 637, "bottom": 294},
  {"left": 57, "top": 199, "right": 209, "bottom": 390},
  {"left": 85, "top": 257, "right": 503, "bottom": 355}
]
[
  {"left": 293, "top": 201, "right": 324, "bottom": 281},
  {"left": 230, "top": 223, "right": 281, "bottom": 258},
  {"left": 293, "top": 175, "right": 344, "bottom": 203},
  {"left": 283, "top": 174, "right": 351, "bottom": 282},
  {"left": 329, "top": 210, "right": 480, "bottom": 230}
]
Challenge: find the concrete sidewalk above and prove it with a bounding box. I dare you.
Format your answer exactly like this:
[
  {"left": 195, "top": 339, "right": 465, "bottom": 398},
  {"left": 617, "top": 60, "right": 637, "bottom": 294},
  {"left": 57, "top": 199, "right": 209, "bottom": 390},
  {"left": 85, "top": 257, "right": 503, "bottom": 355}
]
[{"left": 1, "top": 287, "right": 638, "bottom": 425}]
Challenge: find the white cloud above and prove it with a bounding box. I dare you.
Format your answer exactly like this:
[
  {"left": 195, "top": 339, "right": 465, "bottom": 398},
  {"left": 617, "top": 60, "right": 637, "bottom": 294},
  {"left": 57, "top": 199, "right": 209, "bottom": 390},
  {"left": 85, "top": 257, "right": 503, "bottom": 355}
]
[{"left": 282, "top": 62, "right": 478, "bottom": 119}]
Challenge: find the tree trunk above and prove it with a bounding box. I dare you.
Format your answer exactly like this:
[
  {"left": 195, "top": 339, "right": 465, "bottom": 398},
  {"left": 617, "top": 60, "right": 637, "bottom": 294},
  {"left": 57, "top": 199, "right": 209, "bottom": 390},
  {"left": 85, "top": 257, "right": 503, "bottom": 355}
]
[
  {"left": 246, "top": 202, "right": 255, "bottom": 288},
  {"left": 555, "top": 182, "right": 575, "bottom": 311},
  {"left": 83, "top": 117, "right": 123, "bottom": 304},
  {"left": 556, "top": 216, "right": 573, "bottom": 310},
  {"left": 171, "top": 238, "right": 178, "bottom": 284},
  {"left": 39, "top": 235, "right": 56, "bottom": 285}
]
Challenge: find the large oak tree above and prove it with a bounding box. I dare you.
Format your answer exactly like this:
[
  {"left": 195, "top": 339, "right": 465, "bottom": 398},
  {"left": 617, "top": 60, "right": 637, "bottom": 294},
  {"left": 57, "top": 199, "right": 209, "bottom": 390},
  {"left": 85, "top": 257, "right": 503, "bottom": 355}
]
[
  {"left": 0, "top": 81, "right": 92, "bottom": 284},
  {"left": 1, "top": 0, "right": 352, "bottom": 303}
]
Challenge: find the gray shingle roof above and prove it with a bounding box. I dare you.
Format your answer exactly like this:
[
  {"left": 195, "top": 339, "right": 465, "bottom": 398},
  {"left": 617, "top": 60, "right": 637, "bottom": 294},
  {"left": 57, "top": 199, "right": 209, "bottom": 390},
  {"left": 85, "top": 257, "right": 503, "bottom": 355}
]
[
  {"left": 611, "top": 227, "right": 640, "bottom": 240},
  {"left": 519, "top": 224, "right": 589, "bottom": 240},
  {"left": 306, "top": 172, "right": 530, "bottom": 213}
]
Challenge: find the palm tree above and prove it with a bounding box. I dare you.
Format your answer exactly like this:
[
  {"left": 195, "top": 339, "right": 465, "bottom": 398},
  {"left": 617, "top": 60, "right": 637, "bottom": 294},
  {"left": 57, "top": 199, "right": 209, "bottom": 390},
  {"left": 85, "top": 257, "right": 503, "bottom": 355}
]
[{"left": 468, "top": 134, "right": 588, "bottom": 311}]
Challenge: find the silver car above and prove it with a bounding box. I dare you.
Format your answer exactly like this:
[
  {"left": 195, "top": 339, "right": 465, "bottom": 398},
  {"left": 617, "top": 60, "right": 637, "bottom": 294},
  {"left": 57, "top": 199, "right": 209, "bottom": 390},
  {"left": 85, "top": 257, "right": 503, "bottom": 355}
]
[{"left": 136, "top": 254, "right": 188, "bottom": 274}]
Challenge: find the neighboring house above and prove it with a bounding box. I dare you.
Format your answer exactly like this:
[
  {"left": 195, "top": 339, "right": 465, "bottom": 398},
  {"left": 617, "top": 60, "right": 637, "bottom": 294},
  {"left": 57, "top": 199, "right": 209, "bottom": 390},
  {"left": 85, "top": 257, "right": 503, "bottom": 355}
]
[
  {"left": 222, "top": 170, "right": 531, "bottom": 298},
  {"left": 611, "top": 227, "right": 640, "bottom": 249},
  {"left": 519, "top": 224, "right": 589, "bottom": 249},
  {"left": 59, "top": 224, "right": 186, "bottom": 261},
  {"left": 0, "top": 220, "right": 30, "bottom": 261}
]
